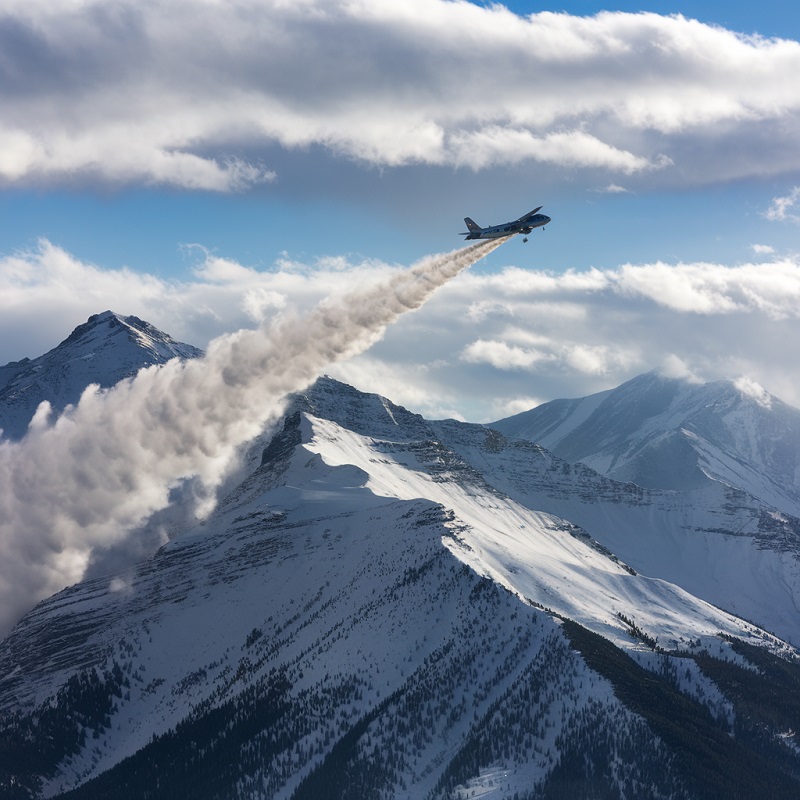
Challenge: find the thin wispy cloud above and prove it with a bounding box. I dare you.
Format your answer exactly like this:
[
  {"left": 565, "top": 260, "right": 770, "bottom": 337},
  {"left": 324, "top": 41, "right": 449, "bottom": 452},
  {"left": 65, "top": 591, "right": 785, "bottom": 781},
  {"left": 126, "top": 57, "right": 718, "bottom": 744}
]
[
  {"left": 765, "top": 187, "right": 800, "bottom": 222},
  {"left": 596, "top": 184, "right": 631, "bottom": 194},
  {"left": 1, "top": 1, "right": 799, "bottom": 190}
]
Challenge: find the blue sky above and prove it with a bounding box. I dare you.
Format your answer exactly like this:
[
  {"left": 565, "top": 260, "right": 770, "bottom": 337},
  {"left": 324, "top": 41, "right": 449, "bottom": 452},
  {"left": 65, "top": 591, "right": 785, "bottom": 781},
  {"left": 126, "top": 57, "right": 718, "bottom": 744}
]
[
  {"left": 3, "top": 0, "right": 800, "bottom": 420},
  {"left": 506, "top": 2, "right": 800, "bottom": 40}
]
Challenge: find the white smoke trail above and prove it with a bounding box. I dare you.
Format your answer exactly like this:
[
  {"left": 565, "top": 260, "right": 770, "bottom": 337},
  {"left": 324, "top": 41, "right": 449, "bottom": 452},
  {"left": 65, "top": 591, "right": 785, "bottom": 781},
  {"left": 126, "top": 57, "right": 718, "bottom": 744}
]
[{"left": 0, "top": 239, "right": 504, "bottom": 636}]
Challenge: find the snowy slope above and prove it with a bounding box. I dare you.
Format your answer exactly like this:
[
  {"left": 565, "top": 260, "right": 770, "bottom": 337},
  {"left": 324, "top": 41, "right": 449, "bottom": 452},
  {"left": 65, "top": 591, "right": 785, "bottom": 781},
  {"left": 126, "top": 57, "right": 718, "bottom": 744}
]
[
  {"left": 292, "top": 400, "right": 780, "bottom": 649},
  {"left": 0, "top": 311, "right": 201, "bottom": 440},
  {"left": 491, "top": 370, "right": 800, "bottom": 515},
  {"left": 4, "top": 322, "right": 800, "bottom": 799},
  {"left": 294, "top": 379, "right": 800, "bottom": 647},
  {"left": 3, "top": 378, "right": 799, "bottom": 799},
  {"left": 431, "top": 418, "right": 800, "bottom": 648},
  {"left": 0, "top": 419, "right": 690, "bottom": 799}
]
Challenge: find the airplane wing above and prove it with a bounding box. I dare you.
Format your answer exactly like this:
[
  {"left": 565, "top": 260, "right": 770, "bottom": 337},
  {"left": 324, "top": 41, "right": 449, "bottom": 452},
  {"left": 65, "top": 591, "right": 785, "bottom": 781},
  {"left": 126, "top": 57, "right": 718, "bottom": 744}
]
[{"left": 516, "top": 206, "right": 543, "bottom": 223}]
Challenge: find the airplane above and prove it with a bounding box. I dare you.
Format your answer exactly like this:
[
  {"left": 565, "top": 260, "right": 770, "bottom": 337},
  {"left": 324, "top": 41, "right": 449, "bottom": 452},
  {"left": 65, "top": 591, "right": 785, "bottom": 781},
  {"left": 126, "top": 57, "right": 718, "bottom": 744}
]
[{"left": 460, "top": 206, "right": 550, "bottom": 243}]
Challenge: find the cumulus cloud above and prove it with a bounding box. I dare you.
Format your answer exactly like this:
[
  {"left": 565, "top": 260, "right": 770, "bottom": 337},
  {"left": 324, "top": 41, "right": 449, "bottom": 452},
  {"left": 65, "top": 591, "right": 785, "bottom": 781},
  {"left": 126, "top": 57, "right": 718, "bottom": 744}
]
[
  {"left": 1, "top": 1, "right": 800, "bottom": 189},
  {"left": 0, "top": 239, "right": 400, "bottom": 364},
  {"left": 461, "top": 333, "right": 635, "bottom": 377},
  {"left": 448, "top": 128, "right": 662, "bottom": 173},
  {"left": 346, "top": 255, "right": 800, "bottom": 420},
  {"left": 615, "top": 260, "right": 800, "bottom": 317},
  {"left": 658, "top": 355, "right": 703, "bottom": 383},
  {"left": 9, "top": 242, "right": 800, "bottom": 424}
]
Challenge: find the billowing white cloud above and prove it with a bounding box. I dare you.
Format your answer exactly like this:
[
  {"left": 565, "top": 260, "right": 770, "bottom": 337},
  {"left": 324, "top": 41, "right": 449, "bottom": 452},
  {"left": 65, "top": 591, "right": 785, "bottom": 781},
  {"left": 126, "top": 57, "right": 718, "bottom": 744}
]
[
  {"left": 1, "top": 1, "right": 799, "bottom": 189},
  {"left": 615, "top": 260, "right": 800, "bottom": 317},
  {"left": 448, "top": 128, "right": 662, "bottom": 173},
  {"left": 658, "top": 354, "right": 703, "bottom": 383},
  {"left": 0, "top": 239, "right": 401, "bottom": 362},
  {"left": 7, "top": 241, "right": 800, "bottom": 425},
  {"left": 460, "top": 332, "right": 636, "bottom": 377},
  {"left": 336, "top": 254, "right": 800, "bottom": 419},
  {"left": 462, "top": 338, "right": 555, "bottom": 370}
]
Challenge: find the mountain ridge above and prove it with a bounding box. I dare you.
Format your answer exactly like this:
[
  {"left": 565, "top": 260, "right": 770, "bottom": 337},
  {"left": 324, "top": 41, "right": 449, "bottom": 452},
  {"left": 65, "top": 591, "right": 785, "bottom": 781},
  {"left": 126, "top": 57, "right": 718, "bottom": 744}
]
[{"left": 4, "top": 315, "right": 800, "bottom": 799}]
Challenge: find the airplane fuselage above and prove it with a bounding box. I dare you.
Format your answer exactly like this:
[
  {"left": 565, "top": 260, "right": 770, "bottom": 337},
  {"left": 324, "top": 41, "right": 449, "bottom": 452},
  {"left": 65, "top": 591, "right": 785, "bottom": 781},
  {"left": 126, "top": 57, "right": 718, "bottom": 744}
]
[
  {"left": 463, "top": 213, "right": 550, "bottom": 239},
  {"left": 461, "top": 206, "right": 551, "bottom": 242}
]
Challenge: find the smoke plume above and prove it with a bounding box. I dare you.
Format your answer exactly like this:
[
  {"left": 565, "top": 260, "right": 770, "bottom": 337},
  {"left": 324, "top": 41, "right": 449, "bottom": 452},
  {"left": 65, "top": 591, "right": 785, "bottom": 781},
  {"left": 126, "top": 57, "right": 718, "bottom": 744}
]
[{"left": 0, "top": 239, "right": 504, "bottom": 636}]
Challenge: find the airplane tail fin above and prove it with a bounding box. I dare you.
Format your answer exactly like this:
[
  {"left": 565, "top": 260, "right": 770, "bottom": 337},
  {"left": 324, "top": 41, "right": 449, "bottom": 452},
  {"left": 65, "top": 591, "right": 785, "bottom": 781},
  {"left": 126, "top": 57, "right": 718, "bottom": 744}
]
[{"left": 464, "top": 217, "right": 481, "bottom": 233}]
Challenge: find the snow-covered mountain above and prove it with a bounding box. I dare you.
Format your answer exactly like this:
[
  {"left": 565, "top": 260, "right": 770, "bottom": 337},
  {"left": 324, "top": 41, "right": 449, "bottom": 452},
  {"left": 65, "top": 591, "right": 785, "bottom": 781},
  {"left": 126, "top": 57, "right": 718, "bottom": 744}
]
[
  {"left": 3, "top": 319, "right": 800, "bottom": 800},
  {"left": 491, "top": 371, "right": 800, "bottom": 515},
  {"left": 0, "top": 311, "right": 201, "bottom": 440}
]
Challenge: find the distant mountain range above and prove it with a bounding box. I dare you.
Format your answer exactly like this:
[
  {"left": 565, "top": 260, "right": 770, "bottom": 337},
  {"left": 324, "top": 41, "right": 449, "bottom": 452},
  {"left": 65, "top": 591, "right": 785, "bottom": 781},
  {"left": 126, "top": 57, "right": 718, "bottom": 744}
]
[
  {"left": 2, "top": 314, "right": 800, "bottom": 800},
  {"left": 491, "top": 370, "right": 800, "bottom": 512}
]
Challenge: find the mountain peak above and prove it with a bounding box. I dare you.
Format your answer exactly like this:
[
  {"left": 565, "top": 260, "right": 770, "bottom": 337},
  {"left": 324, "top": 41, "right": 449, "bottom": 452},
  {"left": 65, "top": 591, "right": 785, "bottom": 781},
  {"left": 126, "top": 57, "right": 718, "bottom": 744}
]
[
  {"left": 491, "top": 370, "right": 800, "bottom": 504},
  {"left": 0, "top": 311, "right": 201, "bottom": 440},
  {"left": 288, "top": 374, "right": 428, "bottom": 440},
  {"left": 55, "top": 311, "right": 200, "bottom": 361},
  {"left": 58, "top": 309, "right": 119, "bottom": 342}
]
